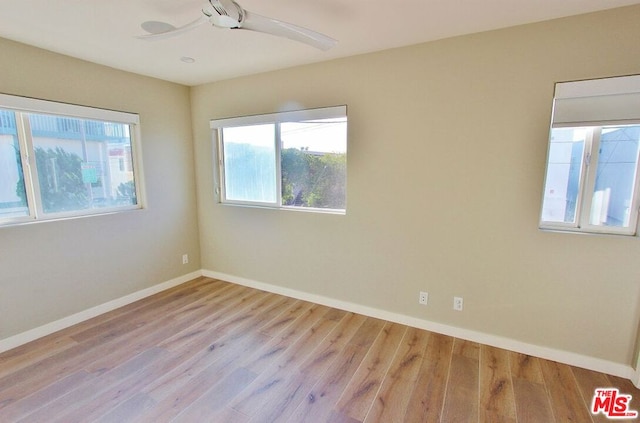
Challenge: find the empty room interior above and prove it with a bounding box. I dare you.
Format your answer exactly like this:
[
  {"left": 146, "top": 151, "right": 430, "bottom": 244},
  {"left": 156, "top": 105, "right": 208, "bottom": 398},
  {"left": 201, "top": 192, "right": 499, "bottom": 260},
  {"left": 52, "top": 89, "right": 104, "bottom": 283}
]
[{"left": 2, "top": 0, "right": 640, "bottom": 421}]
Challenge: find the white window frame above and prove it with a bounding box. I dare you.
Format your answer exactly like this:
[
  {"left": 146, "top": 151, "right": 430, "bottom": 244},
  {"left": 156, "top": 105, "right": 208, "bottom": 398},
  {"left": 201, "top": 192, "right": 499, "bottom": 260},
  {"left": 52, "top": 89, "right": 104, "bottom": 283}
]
[
  {"left": 0, "top": 93, "right": 144, "bottom": 226},
  {"left": 540, "top": 75, "right": 640, "bottom": 236},
  {"left": 210, "top": 105, "right": 347, "bottom": 214}
]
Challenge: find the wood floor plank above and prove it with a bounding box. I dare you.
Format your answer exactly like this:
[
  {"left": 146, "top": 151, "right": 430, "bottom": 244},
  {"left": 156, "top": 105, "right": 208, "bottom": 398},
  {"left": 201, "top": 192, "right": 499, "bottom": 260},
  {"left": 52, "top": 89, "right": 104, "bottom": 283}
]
[
  {"left": 335, "top": 322, "right": 407, "bottom": 422},
  {"left": 198, "top": 407, "right": 250, "bottom": 423},
  {"left": 137, "top": 291, "right": 299, "bottom": 421},
  {"left": 540, "top": 359, "right": 594, "bottom": 423},
  {"left": 572, "top": 365, "right": 628, "bottom": 423},
  {"left": 19, "top": 347, "right": 168, "bottom": 422},
  {"left": 347, "top": 317, "right": 387, "bottom": 349},
  {"left": 198, "top": 292, "right": 296, "bottom": 341},
  {"left": 246, "top": 370, "right": 313, "bottom": 423},
  {"left": 0, "top": 277, "right": 632, "bottom": 423},
  {"left": 98, "top": 289, "right": 279, "bottom": 421},
  {"left": 168, "top": 282, "right": 253, "bottom": 325},
  {"left": 0, "top": 370, "right": 92, "bottom": 422},
  {"left": 0, "top": 280, "right": 238, "bottom": 406},
  {"left": 172, "top": 367, "right": 257, "bottom": 422},
  {"left": 139, "top": 293, "right": 294, "bottom": 418},
  {"left": 79, "top": 310, "right": 217, "bottom": 374},
  {"left": 512, "top": 378, "right": 556, "bottom": 423},
  {"left": 156, "top": 287, "right": 267, "bottom": 351},
  {"left": 441, "top": 338, "right": 480, "bottom": 423},
  {"left": 454, "top": 337, "right": 480, "bottom": 359},
  {"left": 96, "top": 392, "right": 157, "bottom": 423},
  {"left": 241, "top": 304, "right": 332, "bottom": 375},
  {"left": 0, "top": 335, "right": 107, "bottom": 404},
  {"left": 363, "top": 327, "right": 431, "bottom": 423},
  {"left": 326, "top": 410, "right": 364, "bottom": 423},
  {"left": 244, "top": 310, "right": 376, "bottom": 423},
  {"left": 230, "top": 309, "right": 349, "bottom": 419},
  {"left": 479, "top": 345, "right": 516, "bottom": 423},
  {"left": 403, "top": 332, "right": 454, "bottom": 423},
  {"left": 258, "top": 299, "right": 313, "bottom": 337},
  {"left": 61, "top": 277, "right": 215, "bottom": 338},
  {"left": 69, "top": 277, "right": 221, "bottom": 342},
  {"left": 510, "top": 352, "right": 546, "bottom": 384},
  {"left": 0, "top": 335, "right": 78, "bottom": 380},
  {"left": 55, "top": 348, "right": 178, "bottom": 422},
  {"left": 288, "top": 317, "right": 386, "bottom": 423},
  {"left": 299, "top": 312, "right": 369, "bottom": 376},
  {"left": 509, "top": 351, "right": 557, "bottom": 423},
  {"left": 290, "top": 343, "right": 370, "bottom": 423},
  {"left": 139, "top": 332, "right": 271, "bottom": 422}
]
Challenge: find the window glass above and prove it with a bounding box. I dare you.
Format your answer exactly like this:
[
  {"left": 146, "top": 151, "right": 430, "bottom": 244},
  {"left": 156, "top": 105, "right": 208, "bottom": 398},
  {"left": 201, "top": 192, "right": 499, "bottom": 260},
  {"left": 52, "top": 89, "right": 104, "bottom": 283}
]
[
  {"left": 28, "top": 113, "right": 138, "bottom": 214},
  {"left": 541, "top": 127, "right": 586, "bottom": 224},
  {"left": 540, "top": 124, "right": 640, "bottom": 235},
  {"left": 0, "top": 110, "right": 28, "bottom": 218},
  {"left": 589, "top": 125, "right": 640, "bottom": 228},
  {"left": 221, "top": 124, "right": 277, "bottom": 203},
  {"left": 281, "top": 117, "right": 347, "bottom": 209}
]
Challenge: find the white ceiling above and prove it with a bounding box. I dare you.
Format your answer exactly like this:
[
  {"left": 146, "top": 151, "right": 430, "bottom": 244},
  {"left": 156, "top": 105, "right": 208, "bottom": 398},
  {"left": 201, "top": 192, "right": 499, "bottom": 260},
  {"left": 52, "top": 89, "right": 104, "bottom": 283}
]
[{"left": 1, "top": 0, "right": 639, "bottom": 86}]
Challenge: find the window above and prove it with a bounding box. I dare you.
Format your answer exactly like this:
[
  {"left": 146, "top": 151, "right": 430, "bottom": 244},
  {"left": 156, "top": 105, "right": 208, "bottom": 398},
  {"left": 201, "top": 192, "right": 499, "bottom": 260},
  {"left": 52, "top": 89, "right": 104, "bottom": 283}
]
[
  {"left": 211, "top": 106, "right": 347, "bottom": 213},
  {"left": 0, "top": 94, "right": 143, "bottom": 226},
  {"left": 540, "top": 75, "right": 640, "bottom": 235}
]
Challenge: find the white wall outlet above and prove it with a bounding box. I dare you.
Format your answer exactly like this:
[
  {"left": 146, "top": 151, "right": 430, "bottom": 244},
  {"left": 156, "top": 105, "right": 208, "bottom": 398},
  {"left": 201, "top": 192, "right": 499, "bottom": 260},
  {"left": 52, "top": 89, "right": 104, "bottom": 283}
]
[
  {"left": 182, "top": 254, "right": 189, "bottom": 265},
  {"left": 453, "top": 296, "right": 463, "bottom": 311},
  {"left": 419, "top": 291, "right": 428, "bottom": 305}
]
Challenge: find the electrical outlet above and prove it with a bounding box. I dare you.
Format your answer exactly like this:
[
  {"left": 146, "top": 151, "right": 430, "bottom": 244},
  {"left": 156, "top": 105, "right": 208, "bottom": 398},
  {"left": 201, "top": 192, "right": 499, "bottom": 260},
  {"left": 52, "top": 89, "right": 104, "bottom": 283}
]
[
  {"left": 453, "top": 296, "right": 463, "bottom": 311},
  {"left": 419, "top": 291, "right": 428, "bottom": 305},
  {"left": 182, "top": 254, "right": 189, "bottom": 265}
]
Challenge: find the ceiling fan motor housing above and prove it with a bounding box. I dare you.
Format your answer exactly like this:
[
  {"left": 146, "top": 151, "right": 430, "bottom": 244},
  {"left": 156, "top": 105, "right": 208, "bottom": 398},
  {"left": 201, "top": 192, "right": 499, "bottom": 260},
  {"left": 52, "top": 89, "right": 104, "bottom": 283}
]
[{"left": 206, "top": 0, "right": 244, "bottom": 28}]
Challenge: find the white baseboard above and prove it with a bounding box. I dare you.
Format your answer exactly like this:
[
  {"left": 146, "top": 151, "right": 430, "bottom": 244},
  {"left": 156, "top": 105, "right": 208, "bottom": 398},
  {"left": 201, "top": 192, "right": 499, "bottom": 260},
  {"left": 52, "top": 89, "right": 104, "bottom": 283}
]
[
  {"left": 203, "top": 269, "right": 636, "bottom": 383},
  {"left": 0, "top": 270, "right": 203, "bottom": 354}
]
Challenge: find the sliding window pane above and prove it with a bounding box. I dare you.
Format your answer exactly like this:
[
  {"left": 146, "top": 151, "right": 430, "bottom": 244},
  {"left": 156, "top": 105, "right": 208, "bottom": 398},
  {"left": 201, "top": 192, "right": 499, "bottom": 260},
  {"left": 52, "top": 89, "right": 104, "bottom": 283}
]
[
  {"left": 589, "top": 125, "right": 640, "bottom": 228},
  {"left": 0, "top": 110, "right": 28, "bottom": 218},
  {"left": 28, "top": 113, "right": 137, "bottom": 214},
  {"left": 541, "top": 127, "right": 586, "bottom": 224},
  {"left": 280, "top": 117, "right": 347, "bottom": 209},
  {"left": 222, "top": 124, "right": 277, "bottom": 203}
]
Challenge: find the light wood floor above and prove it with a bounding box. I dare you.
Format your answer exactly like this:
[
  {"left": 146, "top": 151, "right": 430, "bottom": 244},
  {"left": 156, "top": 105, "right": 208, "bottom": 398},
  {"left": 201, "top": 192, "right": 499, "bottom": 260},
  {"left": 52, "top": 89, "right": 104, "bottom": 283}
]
[{"left": 1, "top": 277, "right": 638, "bottom": 422}]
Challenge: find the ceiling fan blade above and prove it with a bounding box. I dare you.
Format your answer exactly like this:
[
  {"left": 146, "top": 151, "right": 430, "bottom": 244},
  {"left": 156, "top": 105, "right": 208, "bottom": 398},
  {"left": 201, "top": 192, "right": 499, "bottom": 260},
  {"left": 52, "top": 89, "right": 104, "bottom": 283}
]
[
  {"left": 137, "top": 14, "right": 209, "bottom": 40},
  {"left": 240, "top": 11, "right": 337, "bottom": 51},
  {"left": 141, "top": 21, "right": 176, "bottom": 34}
]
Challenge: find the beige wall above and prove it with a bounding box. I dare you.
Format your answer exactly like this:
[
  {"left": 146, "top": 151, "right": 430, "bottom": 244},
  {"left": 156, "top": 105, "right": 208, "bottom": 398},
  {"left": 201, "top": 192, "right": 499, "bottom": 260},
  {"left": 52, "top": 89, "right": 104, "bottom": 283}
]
[
  {"left": 192, "top": 5, "right": 640, "bottom": 366},
  {"left": 0, "top": 38, "right": 201, "bottom": 339}
]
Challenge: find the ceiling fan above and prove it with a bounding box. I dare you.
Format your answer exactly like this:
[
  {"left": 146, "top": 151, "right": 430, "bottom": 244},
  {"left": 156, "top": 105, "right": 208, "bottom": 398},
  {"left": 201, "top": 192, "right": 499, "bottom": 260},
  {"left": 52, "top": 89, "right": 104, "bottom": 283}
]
[{"left": 138, "top": 0, "right": 337, "bottom": 51}]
